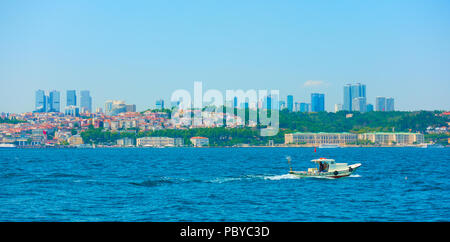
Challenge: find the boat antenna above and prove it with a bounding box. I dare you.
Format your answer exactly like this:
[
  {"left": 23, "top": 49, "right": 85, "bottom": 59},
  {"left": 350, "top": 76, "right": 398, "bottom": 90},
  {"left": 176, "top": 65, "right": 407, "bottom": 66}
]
[{"left": 286, "top": 156, "right": 292, "bottom": 173}]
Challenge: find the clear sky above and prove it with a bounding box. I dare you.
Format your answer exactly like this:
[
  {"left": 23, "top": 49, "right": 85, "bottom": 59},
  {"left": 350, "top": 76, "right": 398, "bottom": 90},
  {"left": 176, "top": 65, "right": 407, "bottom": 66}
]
[{"left": 1, "top": 0, "right": 449, "bottom": 113}]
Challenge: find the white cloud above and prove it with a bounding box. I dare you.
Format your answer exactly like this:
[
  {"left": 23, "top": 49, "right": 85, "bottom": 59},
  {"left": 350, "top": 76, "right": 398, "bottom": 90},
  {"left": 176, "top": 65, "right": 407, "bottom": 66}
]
[{"left": 303, "top": 80, "right": 325, "bottom": 87}]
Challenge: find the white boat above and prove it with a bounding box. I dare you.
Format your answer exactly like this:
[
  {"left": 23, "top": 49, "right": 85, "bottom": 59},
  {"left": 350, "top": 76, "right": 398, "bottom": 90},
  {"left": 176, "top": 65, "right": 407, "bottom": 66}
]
[
  {"left": 318, "top": 144, "right": 340, "bottom": 148},
  {"left": 421, "top": 143, "right": 444, "bottom": 148},
  {"left": 0, "top": 143, "right": 16, "bottom": 148},
  {"left": 287, "top": 157, "right": 361, "bottom": 178}
]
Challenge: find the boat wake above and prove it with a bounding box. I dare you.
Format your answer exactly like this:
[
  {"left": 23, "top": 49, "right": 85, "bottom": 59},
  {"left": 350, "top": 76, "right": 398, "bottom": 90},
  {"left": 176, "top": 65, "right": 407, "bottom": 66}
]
[
  {"left": 264, "top": 174, "right": 300, "bottom": 180},
  {"left": 130, "top": 173, "right": 362, "bottom": 187}
]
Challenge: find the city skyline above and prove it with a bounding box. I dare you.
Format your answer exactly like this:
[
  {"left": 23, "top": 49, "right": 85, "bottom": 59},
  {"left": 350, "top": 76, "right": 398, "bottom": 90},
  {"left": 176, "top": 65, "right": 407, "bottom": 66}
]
[{"left": 1, "top": 1, "right": 450, "bottom": 113}]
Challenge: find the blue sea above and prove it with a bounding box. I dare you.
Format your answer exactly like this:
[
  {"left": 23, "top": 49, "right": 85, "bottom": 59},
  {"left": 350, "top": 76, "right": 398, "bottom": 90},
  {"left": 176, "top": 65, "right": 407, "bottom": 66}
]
[{"left": 0, "top": 147, "right": 449, "bottom": 221}]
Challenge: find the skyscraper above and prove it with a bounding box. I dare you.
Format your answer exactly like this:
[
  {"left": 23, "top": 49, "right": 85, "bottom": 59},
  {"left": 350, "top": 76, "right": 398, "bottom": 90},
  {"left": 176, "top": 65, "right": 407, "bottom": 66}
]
[
  {"left": 48, "top": 90, "right": 60, "bottom": 112},
  {"left": 385, "top": 98, "right": 395, "bottom": 111},
  {"left": 156, "top": 99, "right": 165, "bottom": 110},
  {"left": 67, "top": 90, "right": 77, "bottom": 107},
  {"left": 311, "top": 93, "right": 325, "bottom": 112},
  {"left": 80, "top": 90, "right": 92, "bottom": 113},
  {"left": 352, "top": 97, "right": 367, "bottom": 113},
  {"left": 35, "top": 90, "right": 47, "bottom": 112},
  {"left": 376, "top": 97, "right": 386, "bottom": 111},
  {"left": 343, "top": 83, "right": 366, "bottom": 111},
  {"left": 299, "top": 103, "right": 310, "bottom": 112},
  {"left": 287, "top": 95, "right": 294, "bottom": 112}
]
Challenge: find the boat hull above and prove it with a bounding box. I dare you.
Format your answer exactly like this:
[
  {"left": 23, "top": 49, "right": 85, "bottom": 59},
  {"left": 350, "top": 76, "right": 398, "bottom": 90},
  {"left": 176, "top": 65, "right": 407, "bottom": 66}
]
[{"left": 290, "top": 163, "right": 361, "bottom": 179}]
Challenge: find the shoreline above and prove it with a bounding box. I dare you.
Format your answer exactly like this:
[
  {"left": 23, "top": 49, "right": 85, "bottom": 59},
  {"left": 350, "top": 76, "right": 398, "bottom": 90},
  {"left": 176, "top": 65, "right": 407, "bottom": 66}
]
[{"left": 3, "top": 144, "right": 447, "bottom": 149}]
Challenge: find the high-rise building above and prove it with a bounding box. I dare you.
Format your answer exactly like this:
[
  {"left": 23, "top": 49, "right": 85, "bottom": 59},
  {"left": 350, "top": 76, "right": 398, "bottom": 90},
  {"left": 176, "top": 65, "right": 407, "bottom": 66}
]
[
  {"left": 262, "top": 95, "right": 272, "bottom": 110},
  {"left": 366, "top": 104, "right": 374, "bottom": 112},
  {"left": 294, "top": 102, "right": 301, "bottom": 112},
  {"left": 343, "top": 83, "right": 366, "bottom": 111},
  {"left": 156, "top": 99, "right": 165, "bottom": 110},
  {"left": 66, "top": 90, "right": 77, "bottom": 107},
  {"left": 311, "top": 93, "right": 325, "bottom": 112},
  {"left": 334, "top": 104, "right": 343, "bottom": 112},
  {"left": 352, "top": 97, "right": 367, "bottom": 113},
  {"left": 299, "top": 103, "right": 310, "bottom": 112},
  {"left": 376, "top": 97, "right": 386, "bottom": 111},
  {"left": 385, "top": 98, "right": 395, "bottom": 111},
  {"left": 80, "top": 90, "right": 92, "bottom": 113},
  {"left": 126, "top": 104, "right": 136, "bottom": 112},
  {"left": 279, "top": 100, "right": 286, "bottom": 110},
  {"left": 35, "top": 90, "right": 47, "bottom": 112},
  {"left": 48, "top": 90, "right": 60, "bottom": 112},
  {"left": 65, "top": 105, "right": 80, "bottom": 117},
  {"left": 287, "top": 95, "right": 294, "bottom": 112}
]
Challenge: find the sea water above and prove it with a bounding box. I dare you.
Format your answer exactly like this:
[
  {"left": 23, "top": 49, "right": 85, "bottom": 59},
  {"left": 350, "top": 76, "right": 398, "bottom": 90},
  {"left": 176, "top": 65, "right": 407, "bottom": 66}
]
[{"left": 0, "top": 147, "right": 449, "bottom": 221}]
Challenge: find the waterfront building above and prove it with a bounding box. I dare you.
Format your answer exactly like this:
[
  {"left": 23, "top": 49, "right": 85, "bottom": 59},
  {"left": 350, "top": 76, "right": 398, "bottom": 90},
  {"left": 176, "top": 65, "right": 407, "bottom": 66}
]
[
  {"left": 343, "top": 83, "right": 366, "bottom": 111},
  {"left": 66, "top": 90, "right": 77, "bottom": 107},
  {"left": 352, "top": 97, "right": 367, "bottom": 113},
  {"left": 117, "top": 137, "right": 135, "bottom": 147},
  {"left": 285, "top": 132, "right": 358, "bottom": 145},
  {"left": 68, "top": 135, "right": 83, "bottom": 146},
  {"left": 358, "top": 132, "right": 423, "bottom": 145},
  {"left": 136, "top": 137, "right": 184, "bottom": 147},
  {"left": 31, "top": 129, "right": 47, "bottom": 144},
  {"left": 311, "top": 93, "right": 325, "bottom": 112},
  {"left": 287, "top": 95, "right": 294, "bottom": 112},
  {"left": 80, "top": 90, "right": 92, "bottom": 113},
  {"left": 35, "top": 90, "right": 47, "bottom": 112},
  {"left": 190, "top": 137, "right": 209, "bottom": 147}
]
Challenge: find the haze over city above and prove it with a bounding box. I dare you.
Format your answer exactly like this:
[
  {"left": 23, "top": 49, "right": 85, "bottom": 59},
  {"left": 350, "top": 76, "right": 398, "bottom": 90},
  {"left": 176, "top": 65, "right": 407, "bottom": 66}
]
[{"left": 1, "top": 0, "right": 450, "bottom": 113}]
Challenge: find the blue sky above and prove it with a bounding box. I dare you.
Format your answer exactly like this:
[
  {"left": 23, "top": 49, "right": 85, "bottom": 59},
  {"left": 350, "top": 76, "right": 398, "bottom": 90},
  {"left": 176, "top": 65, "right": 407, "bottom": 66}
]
[{"left": 1, "top": 0, "right": 449, "bottom": 112}]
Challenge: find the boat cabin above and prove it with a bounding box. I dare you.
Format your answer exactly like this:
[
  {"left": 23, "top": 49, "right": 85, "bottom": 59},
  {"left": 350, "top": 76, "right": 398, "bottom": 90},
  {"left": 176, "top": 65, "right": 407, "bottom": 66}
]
[{"left": 311, "top": 158, "right": 348, "bottom": 172}]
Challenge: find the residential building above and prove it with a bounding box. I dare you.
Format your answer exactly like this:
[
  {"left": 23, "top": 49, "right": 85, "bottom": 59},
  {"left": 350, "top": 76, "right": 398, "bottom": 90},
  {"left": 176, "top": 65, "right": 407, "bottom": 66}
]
[
  {"left": 190, "top": 137, "right": 209, "bottom": 147},
  {"left": 117, "top": 137, "right": 135, "bottom": 147},
  {"left": 136, "top": 137, "right": 183, "bottom": 147},
  {"left": 285, "top": 132, "right": 358, "bottom": 145},
  {"left": 65, "top": 105, "right": 80, "bottom": 117},
  {"left": 358, "top": 132, "right": 423, "bottom": 145},
  {"left": 68, "top": 135, "right": 83, "bottom": 146}
]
